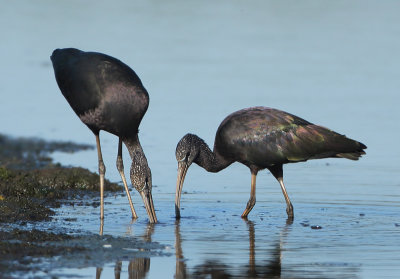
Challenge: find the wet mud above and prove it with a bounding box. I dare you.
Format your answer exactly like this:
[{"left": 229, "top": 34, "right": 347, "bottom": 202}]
[
  {"left": 0, "top": 133, "right": 152, "bottom": 278},
  {"left": 0, "top": 228, "right": 166, "bottom": 278}
]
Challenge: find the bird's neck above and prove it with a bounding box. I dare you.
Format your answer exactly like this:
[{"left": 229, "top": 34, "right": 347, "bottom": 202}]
[
  {"left": 194, "top": 140, "right": 233, "bottom": 173},
  {"left": 123, "top": 135, "right": 147, "bottom": 162}
]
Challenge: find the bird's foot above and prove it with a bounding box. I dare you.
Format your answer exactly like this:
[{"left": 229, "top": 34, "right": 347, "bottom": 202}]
[
  {"left": 131, "top": 215, "right": 138, "bottom": 221},
  {"left": 241, "top": 197, "right": 256, "bottom": 218},
  {"left": 286, "top": 217, "right": 294, "bottom": 225},
  {"left": 175, "top": 205, "right": 181, "bottom": 219},
  {"left": 286, "top": 203, "right": 294, "bottom": 219}
]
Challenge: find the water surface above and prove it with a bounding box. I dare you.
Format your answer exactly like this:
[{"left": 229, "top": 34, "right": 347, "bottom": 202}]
[{"left": 0, "top": 1, "right": 399, "bottom": 278}]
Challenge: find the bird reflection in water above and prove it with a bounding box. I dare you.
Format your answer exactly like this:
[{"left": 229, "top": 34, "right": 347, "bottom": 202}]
[
  {"left": 245, "top": 219, "right": 292, "bottom": 278},
  {"left": 175, "top": 221, "right": 187, "bottom": 279},
  {"left": 96, "top": 223, "right": 154, "bottom": 279},
  {"left": 175, "top": 218, "right": 359, "bottom": 278},
  {"left": 174, "top": 218, "right": 292, "bottom": 279}
]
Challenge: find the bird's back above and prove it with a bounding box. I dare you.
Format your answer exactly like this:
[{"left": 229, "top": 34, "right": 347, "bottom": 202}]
[
  {"left": 214, "top": 107, "right": 366, "bottom": 169},
  {"left": 51, "top": 48, "right": 149, "bottom": 137}
]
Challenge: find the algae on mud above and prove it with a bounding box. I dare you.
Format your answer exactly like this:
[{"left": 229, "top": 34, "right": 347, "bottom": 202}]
[
  {"left": 0, "top": 166, "right": 121, "bottom": 222},
  {"left": 0, "top": 133, "right": 122, "bottom": 223}
]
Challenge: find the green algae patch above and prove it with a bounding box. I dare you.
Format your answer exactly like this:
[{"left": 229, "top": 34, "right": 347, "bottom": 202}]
[
  {"left": 0, "top": 166, "right": 122, "bottom": 223},
  {"left": 0, "top": 166, "right": 121, "bottom": 196},
  {"left": 0, "top": 134, "right": 122, "bottom": 223}
]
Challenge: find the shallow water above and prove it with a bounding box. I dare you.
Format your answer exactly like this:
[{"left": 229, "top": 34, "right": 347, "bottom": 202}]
[{"left": 1, "top": 0, "right": 400, "bottom": 278}]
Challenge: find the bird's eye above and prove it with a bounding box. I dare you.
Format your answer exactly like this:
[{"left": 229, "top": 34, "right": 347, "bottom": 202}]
[{"left": 178, "top": 152, "right": 189, "bottom": 162}]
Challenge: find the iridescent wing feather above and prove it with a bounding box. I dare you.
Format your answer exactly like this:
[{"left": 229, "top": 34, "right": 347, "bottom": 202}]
[{"left": 215, "top": 107, "right": 366, "bottom": 167}]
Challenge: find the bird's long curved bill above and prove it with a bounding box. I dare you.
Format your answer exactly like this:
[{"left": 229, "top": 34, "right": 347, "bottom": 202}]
[
  {"left": 140, "top": 190, "right": 157, "bottom": 223},
  {"left": 175, "top": 162, "right": 189, "bottom": 219}
]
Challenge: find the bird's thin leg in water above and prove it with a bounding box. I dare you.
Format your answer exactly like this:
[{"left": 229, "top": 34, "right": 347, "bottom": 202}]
[
  {"left": 116, "top": 138, "right": 138, "bottom": 219},
  {"left": 241, "top": 171, "right": 257, "bottom": 218},
  {"left": 96, "top": 134, "right": 106, "bottom": 221},
  {"left": 268, "top": 165, "right": 294, "bottom": 219},
  {"left": 99, "top": 219, "right": 104, "bottom": 236},
  {"left": 278, "top": 177, "right": 294, "bottom": 219}
]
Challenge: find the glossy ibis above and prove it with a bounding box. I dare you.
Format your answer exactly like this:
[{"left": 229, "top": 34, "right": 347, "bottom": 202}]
[
  {"left": 175, "top": 106, "right": 366, "bottom": 219},
  {"left": 51, "top": 48, "right": 157, "bottom": 223}
]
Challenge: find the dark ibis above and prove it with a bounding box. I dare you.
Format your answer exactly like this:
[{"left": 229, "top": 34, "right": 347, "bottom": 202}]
[
  {"left": 175, "top": 106, "right": 366, "bottom": 219},
  {"left": 51, "top": 48, "right": 157, "bottom": 223}
]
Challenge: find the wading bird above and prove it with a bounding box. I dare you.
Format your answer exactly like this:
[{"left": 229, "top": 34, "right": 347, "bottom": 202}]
[
  {"left": 175, "top": 106, "right": 366, "bottom": 219},
  {"left": 51, "top": 48, "right": 157, "bottom": 223}
]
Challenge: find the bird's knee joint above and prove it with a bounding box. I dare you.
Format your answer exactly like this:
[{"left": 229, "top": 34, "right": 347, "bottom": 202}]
[
  {"left": 116, "top": 157, "right": 124, "bottom": 172},
  {"left": 99, "top": 160, "right": 106, "bottom": 175},
  {"left": 247, "top": 197, "right": 256, "bottom": 208}
]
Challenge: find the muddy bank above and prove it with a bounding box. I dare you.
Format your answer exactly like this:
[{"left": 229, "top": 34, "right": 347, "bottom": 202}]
[
  {"left": 0, "top": 166, "right": 121, "bottom": 223},
  {"left": 0, "top": 133, "right": 122, "bottom": 223}
]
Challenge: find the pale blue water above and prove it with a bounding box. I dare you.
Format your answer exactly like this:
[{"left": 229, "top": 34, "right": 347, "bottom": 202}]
[{"left": 0, "top": 0, "right": 399, "bottom": 278}]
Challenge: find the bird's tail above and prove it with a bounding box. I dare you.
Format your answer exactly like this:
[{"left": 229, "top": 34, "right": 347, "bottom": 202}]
[
  {"left": 335, "top": 141, "right": 367, "bottom": 160},
  {"left": 336, "top": 151, "right": 365, "bottom": 160}
]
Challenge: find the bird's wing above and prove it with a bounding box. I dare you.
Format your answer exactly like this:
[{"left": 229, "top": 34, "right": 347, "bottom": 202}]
[
  {"left": 267, "top": 121, "right": 365, "bottom": 162},
  {"left": 215, "top": 107, "right": 365, "bottom": 166}
]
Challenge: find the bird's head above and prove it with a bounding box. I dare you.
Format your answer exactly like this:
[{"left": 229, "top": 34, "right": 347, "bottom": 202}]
[
  {"left": 175, "top": 133, "right": 202, "bottom": 218},
  {"left": 130, "top": 150, "right": 157, "bottom": 223}
]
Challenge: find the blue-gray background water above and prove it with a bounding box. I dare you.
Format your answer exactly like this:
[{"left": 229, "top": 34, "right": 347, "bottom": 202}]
[{"left": 0, "top": 1, "right": 399, "bottom": 278}]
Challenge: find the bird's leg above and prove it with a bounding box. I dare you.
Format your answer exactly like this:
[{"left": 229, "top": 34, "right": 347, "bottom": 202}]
[
  {"left": 99, "top": 218, "right": 104, "bottom": 236},
  {"left": 278, "top": 177, "right": 294, "bottom": 219},
  {"left": 269, "top": 165, "right": 294, "bottom": 219},
  {"left": 116, "top": 138, "right": 138, "bottom": 219},
  {"left": 241, "top": 171, "right": 258, "bottom": 218},
  {"left": 95, "top": 134, "right": 106, "bottom": 220}
]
